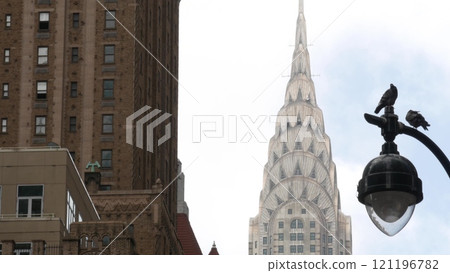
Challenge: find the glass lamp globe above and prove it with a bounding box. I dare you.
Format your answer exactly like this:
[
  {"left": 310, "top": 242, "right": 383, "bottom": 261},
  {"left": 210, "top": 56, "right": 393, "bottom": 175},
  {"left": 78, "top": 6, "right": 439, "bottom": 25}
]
[
  {"left": 358, "top": 153, "right": 423, "bottom": 236},
  {"left": 364, "top": 191, "right": 417, "bottom": 236}
]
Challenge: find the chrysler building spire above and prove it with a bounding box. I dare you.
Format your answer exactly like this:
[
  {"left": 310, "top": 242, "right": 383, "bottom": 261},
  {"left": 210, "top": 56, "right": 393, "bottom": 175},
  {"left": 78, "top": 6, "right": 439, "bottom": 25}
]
[{"left": 249, "top": 1, "right": 352, "bottom": 255}]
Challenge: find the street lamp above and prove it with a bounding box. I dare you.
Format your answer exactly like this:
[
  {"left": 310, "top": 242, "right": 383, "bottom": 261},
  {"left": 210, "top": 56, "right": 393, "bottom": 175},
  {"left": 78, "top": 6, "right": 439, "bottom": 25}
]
[{"left": 358, "top": 103, "right": 450, "bottom": 236}]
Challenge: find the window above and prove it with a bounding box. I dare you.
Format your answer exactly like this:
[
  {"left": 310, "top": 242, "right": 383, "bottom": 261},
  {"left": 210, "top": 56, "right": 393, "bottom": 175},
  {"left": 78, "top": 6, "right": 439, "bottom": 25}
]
[
  {"left": 278, "top": 233, "right": 284, "bottom": 241},
  {"left": 39, "top": 12, "right": 49, "bottom": 30},
  {"left": 70, "top": 82, "right": 77, "bottom": 97},
  {"left": 278, "top": 221, "right": 284, "bottom": 229},
  {"left": 4, "top": 49, "right": 10, "bottom": 63},
  {"left": 278, "top": 246, "right": 284, "bottom": 254},
  {"left": 263, "top": 249, "right": 267, "bottom": 255},
  {"left": 69, "top": 117, "right": 76, "bottom": 132},
  {"left": 290, "top": 233, "right": 296, "bottom": 241},
  {"left": 2, "top": 83, "right": 8, "bottom": 98},
  {"left": 328, "top": 248, "right": 333, "bottom": 255},
  {"left": 101, "top": 150, "right": 112, "bottom": 168},
  {"left": 310, "top": 221, "right": 315, "bottom": 228},
  {"left": 298, "top": 233, "right": 304, "bottom": 241},
  {"left": 105, "top": 10, "right": 116, "bottom": 29},
  {"left": 37, "top": 46, "right": 48, "bottom": 65},
  {"left": 36, "top": 81, "right": 47, "bottom": 99},
  {"left": 262, "top": 237, "right": 267, "bottom": 245},
  {"left": 290, "top": 245, "right": 296, "bottom": 254},
  {"left": 301, "top": 208, "right": 306, "bottom": 214},
  {"left": 104, "top": 45, "right": 115, "bottom": 63},
  {"left": 5, "top": 14, "right": 11, "bottom": 28},
  {"left": 102, "top": 114, "right": 113, "bottom": 133},
  {"left": 287, "top": 209, "right": 292, "bottom": 214},
  {"left": 35, "top": 116, "right": 46, "bottom": 135},
  {"left": 310, "top": 245, "right": 316, "bottom": 253},
  {"left": 14, "top": 243, "right": 32, "bottom": 255},
  {"left": 17, "top": 185, "right": 43, "bottom": 217},
  {"left": 72, "top": 13, "right": 79, "bottom": 28},
  {"left": 1, "top": 118, "right": 7, "bottom": 133},
  {"left": 66, "top": 191, "right": 76, "bottom": 231},
  {"left": 71, "top": 47, "right": 78, "bottom": 63},
  {"left": 102, "top": 236, "right": 110, "bottom": 247},
  {"left": 328, "top": 236, "right": 333, "bottom": 244},
  {"left": 297, "top": 245, "right": 303, "bottom": 253},
  {"left": 80, "top": 236, "right": 88, "bottom": 249},
  {"left": 290, "top": 219, "right": 303, "bottom": 229},
  {"left": 310, "top": 233, "right": 315, "bottom": 240},
  {"left": 103, "top": 79, "right": 114, "bottom": 98}
]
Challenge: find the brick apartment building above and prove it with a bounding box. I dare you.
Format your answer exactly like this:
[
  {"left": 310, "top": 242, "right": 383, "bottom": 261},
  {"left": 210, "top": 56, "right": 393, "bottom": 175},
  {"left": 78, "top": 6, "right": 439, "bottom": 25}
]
[{"left": 0, "top": 0, "right": 201, "bottom": 255}]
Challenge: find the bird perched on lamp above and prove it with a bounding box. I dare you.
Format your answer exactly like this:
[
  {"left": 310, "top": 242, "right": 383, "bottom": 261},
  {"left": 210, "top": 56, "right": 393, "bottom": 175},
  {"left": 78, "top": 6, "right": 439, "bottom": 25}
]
[
  {"left": 374, "top": 84, "right": 398, "bottom": 114},
  {"left": 406, "top": 110, "right": 430, "bottom": 130}
]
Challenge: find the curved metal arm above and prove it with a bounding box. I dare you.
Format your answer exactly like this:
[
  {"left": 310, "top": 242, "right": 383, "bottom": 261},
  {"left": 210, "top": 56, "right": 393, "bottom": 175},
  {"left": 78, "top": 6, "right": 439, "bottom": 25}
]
[
  {"left": 400, "top": 124, "right": 450, "bottom": 178},
  {"left": 364, "top": 112, "right": 450, "bottom": 179}
]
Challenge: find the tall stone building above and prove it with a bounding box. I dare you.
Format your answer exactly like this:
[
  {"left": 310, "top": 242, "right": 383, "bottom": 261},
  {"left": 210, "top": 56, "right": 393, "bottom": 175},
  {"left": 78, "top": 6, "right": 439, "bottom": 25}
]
[
  {"left": 249, "top": 1, "right": 352, "bottom": 255},
  {"left": 0, "top": 0, "right": 186, "bottom": 254}
]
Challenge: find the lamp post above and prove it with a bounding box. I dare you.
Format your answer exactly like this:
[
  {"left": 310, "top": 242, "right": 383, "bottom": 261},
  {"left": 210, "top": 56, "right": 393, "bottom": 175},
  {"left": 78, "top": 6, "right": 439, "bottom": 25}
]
[{"left": 358, "top": 104, "right": 450, "bottom": 236}]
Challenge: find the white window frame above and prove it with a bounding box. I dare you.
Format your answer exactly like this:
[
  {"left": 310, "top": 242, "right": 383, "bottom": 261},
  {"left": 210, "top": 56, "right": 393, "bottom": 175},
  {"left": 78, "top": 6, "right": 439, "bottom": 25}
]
[
  {"left": 37, "top": 46, "right": 48, "bottom": 65},
  {"left": 17, "top": 185, "right": 44, "bottom": 217}
]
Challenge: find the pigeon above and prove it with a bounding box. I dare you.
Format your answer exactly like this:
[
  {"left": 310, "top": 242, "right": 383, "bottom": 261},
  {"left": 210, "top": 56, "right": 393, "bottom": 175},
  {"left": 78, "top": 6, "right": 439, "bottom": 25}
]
[
  {"left": 374, "top": 84, "right": 398, "bottom": 114},
  {"left": 406, "top": 110, "right": 430, "bottom": 130}
]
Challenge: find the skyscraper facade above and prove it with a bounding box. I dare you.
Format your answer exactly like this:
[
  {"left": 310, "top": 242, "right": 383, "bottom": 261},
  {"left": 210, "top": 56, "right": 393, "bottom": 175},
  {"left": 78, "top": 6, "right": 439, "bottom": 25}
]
[{"left": 249, "top": 0, "right": 352, "bottom": 255}]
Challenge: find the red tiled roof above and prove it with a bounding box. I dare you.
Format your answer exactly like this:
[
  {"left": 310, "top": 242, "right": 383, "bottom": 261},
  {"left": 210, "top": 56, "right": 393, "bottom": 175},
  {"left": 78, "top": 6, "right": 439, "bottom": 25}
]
[
  {"left": 208, "top": 242, "right": 219, "bottom": 255},
  {"left": 176, "top": 213, "right": 203, "bottom": 255}
]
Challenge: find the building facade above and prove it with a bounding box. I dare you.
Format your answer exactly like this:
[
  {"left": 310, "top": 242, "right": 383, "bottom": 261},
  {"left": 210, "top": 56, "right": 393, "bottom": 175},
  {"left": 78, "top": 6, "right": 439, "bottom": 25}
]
[
  {"left": 249, "top": 0, "right": 352, "bottom": 255},
  {"left": 0, "top": 0, "right": 184, "bottom": 254}
]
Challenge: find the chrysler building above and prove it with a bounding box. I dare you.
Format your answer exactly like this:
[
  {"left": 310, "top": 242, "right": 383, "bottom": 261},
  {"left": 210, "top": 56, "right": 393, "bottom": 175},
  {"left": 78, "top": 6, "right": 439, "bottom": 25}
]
[{"left": 249, "top": 0, "right": 352, "bottom": 255}]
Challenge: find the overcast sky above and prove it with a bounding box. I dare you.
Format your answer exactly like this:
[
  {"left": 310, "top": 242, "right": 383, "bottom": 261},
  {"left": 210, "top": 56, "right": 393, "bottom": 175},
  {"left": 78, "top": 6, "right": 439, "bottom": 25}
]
[{"left": 177, "top": 0, "right": 450, "bottom": 255}]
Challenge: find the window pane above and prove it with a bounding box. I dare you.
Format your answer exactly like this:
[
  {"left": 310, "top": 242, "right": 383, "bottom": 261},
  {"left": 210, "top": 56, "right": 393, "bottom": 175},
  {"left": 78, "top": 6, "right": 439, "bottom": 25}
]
[
  {"left": 72, "top": 13, "right": 79, "bottom": 28},
  {"left": 70, "top": 82, "right": 77, "bottom": 97},
  {"left": 37, "top": 81, "right": 47, "bottom": 92},
  {"left": 103, "top": 79, "right": 114, "bottom": 98},
  {"left": 290, "top": 233, "right": 296, "bottom": 241},
  {"left": 18, "top": 185, "right": 43, "bottom": 197},
  {"left": 297, "top": 233, "right": 303, "bottom": 241},
  {"left": 101, "top": 150, "right": 112, "bottom": 168},
  {"left": 290, "top": 245, "right": 296, "bottom": 253},
  {"left": 6, "top": 14, "right": 11, "bottom": 27},
  {"left": 39, "top": 13, "right": 49, "bottom": 21},
  {"left": 105, "top": 11, "right": 116, "bottom": 29},
  {"left": 18, "top": 199, "right": 28, "bottom": 217},
  {"left": 102, "top": 115, "right": 113, "bottom": 133},
  {"left": 31, "top": 199, "right": 42, "bottom": 216}
]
